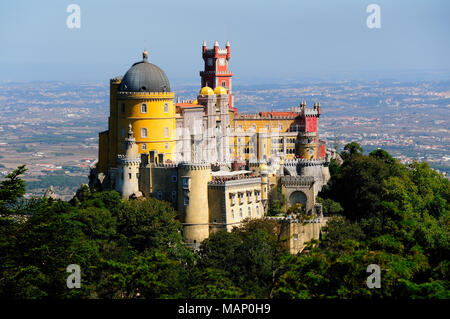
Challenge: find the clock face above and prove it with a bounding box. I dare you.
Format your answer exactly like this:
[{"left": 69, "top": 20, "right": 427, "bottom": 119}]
[
  {"left": 218, "top": 58, "right": 226, "bottom": 66},
  {"left": 308, "top": 148, "right": 314, "bottom": 155},
  {"left": 207, "top": 58, "right": 213, "bottom": 66}
]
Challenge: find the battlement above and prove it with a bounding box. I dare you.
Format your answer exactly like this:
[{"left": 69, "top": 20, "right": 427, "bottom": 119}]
[
  {"left": 283, "top": 159, "right": 325, "bottom": 166},
  {"left": 179, "top": 162, "right": 211, "bottom": 171},
  {"left": 117, "top": 154, "right": 141, "bottom": 165},
  {"left": 208, "top": 176, "right": 261, "bottom": 187},
  {"left": 235, "top": 112, "right": 300, "bottom": 120},
  {"left": 116, "top": 91, "right": 175, "bottom": 99},
  {"left": 303, "top": 108, "right": 320, "bottom": 116},
  {"left": 265, "top": 215, "right": 323, "bottom": 224},
  {"left": 297, "top": 132, "right": 317, "bottom": 137},
  {"left": 110, "top": 76, "right": 123, "bottom": 84},
  {"left": 281, "top": 175, "right": 315, "bottom": 186},
  {"left": 154, "top": 163, "right": 178, "bottom": 168}
]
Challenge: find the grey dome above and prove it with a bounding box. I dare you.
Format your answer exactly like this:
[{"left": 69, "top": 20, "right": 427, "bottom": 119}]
[{"left": 119, "top": 58, "right": 171, "bottom": 93}]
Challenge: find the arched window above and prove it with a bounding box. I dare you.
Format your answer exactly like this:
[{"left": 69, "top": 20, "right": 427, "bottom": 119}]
[
  {"left": 231, "top": 209, "right": 235, "bottom": 219},
  {"left": 164, "top": 127, "right": 169, "bottom": 138},
  {"left": 141, "top": 103, "right": 147, "bottom": 113},
  {"left": 141, "top": 128, "right": 148, "bottom": 138},
  {"left": 248, "top": 206, "right": 251, "bottom": 217}
]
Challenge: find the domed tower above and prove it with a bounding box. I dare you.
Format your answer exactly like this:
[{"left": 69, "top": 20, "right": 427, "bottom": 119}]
[
  {"left": 116, "top": 124, "right": 142, "bottom": 199},
  {"left": 101, "top": 50, "right": 176, "bottom": 175}
]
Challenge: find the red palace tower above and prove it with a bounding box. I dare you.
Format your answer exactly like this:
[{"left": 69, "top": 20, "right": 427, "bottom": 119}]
[{"left": 200, "top": 40, "right": 234, "bottom": 111}]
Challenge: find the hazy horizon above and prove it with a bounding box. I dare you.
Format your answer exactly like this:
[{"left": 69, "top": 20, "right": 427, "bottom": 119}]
[{"left": 1, "top": 0, "right": 449, "bottom": 83}]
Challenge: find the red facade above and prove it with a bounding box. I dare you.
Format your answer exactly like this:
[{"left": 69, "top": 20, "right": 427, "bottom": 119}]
[
  {"left": 200, "top": 42, "right": 233, "bottom": 109},
  {"left": 305, "top": 117, "right": 317, "bottom": 133}
]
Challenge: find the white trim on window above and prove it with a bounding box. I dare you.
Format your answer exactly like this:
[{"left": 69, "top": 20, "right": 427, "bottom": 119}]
[{"left": 141, "top": 128, "right": 148, "bottom": 138}]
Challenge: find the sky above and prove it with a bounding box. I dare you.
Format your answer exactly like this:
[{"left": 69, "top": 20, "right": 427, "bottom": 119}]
[{"left": 0, "top": 0, "right": 449, "bottom": 85}]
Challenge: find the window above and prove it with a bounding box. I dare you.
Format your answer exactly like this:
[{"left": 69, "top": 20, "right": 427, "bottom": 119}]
[
  {"left": 142, "top": 143, "right": 147, "bottom": 151},
  {"left": 238, "top": 125, "right": 242, "bottom": 131},
  {"left": 128, "top": 173, "right": 132, "bottom": 179},
  {"left": 293, "top": 234, "right": 299, "bottom": 241},
  {"left": 141, "top": 103, "right": 147, "bottom": 113},
  {"left": 252, "top": 124, "right": 256, "bottom": 131},
  {"left": 171, "top": 175, "right": 177, "bottom": 182},
  {"left": 157, "top": 191, "right": 162, "bottom": 200},
  {"left": 221, "top": 81, "right": 226, "bottom": 87},
  {"left": 248, "top": 207, "right": 251, "bottom": 217},
  {"left": 279, "top": 124, "right": 283, "bottom": 131},
  {"left": 184, "top": 196, "right": 189, "bottom": 206},
  {"left": 171, "top": 191, "right": 176, "bottom": 200},
  {"left": 238, "top": 193, "right": 244, "bottom": 205},
  {"left": 265, "top": 125, "right": 270, "bottom": 131},
  {"left": 164, "top": 127, "right": 169, "bottom": 138},
  {"left": 141, "top": 128, "right": 148, "bottom": 138},
  {"left": 121, "top": 103, "right": 125, "bottom": 113},
  {"left": 165, "top": 143, "right": 169, "bottom": 150},
  {"left": 230, "top": 193, "right": 236, "bottom": 205},
  {"left": 121, "top": 128, "right": 125, "bottom": 138},
  {"left": 164, "top": 103, "right": 169, "bottom": 113},
  {"left": 231, "top": 209, "right": 235, "bottom": 219},
  {"left": 256, "top": 205, "right": 259, "bottom": 216},
  {"left": 239, "top": 208, "right": 243, "bottom": 218},
  {"left": 182, "top": 177, "right": 190, "bottom": 190}
]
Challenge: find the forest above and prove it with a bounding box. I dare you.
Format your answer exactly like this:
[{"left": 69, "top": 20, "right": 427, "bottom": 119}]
[{"left": 0, "top": 143, "right": 448, "bottom": 298}]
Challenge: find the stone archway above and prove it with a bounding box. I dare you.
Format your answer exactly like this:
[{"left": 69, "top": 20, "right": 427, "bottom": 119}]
[{"left": 289, "top": 191, "right": 307, "bottom": 207}]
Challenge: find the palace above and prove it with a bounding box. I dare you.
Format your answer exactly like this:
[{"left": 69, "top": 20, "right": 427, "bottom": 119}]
[{"left": 90, "top": 41, "right": 339, "bottom": 251}]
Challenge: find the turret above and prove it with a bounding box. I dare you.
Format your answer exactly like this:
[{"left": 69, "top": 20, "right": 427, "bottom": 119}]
[
  {"left": 115, "top": 124, "right": 142, "bottom": 199},
  {"left": 226, "top": 40, "right": 230, "bottom": 60},
  {"left": 214, "top": 40, "right": 219, "bottom": 55},
  {"left": 202, "top": 40, "right": 206, "bottom": 54}
]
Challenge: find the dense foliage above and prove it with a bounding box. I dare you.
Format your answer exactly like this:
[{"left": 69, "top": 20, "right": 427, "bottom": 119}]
[{"left": 0, "top": 143, "right": 448, "bottom": 298}]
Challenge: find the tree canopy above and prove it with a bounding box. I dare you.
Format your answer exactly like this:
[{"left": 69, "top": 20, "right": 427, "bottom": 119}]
[{"left": 0, "top": 146, "right": 448, "bottom": 299}]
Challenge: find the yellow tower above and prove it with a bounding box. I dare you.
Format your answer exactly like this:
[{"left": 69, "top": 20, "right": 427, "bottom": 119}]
[{"left": 98, "top": 50, "right": 176, "bottom": 175}]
